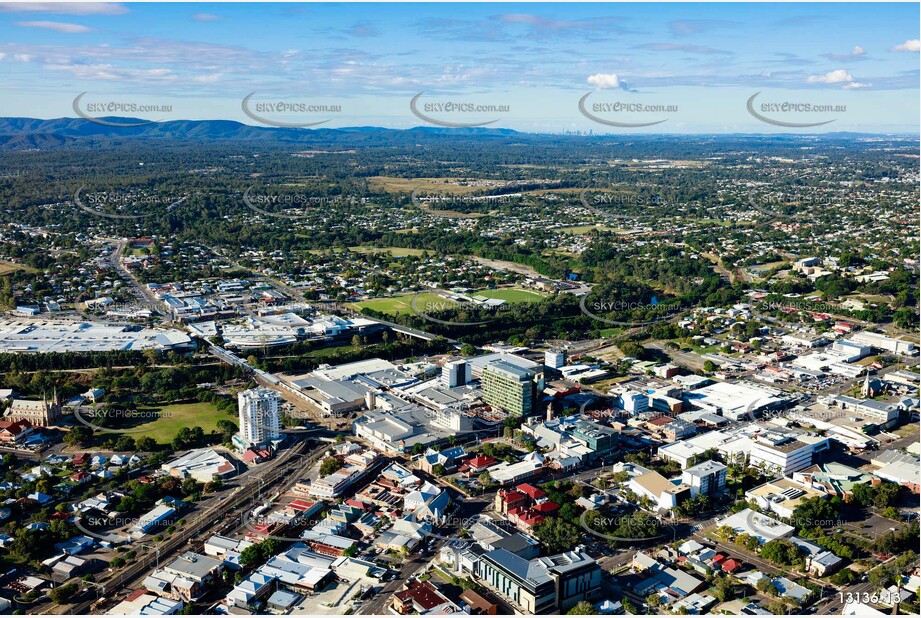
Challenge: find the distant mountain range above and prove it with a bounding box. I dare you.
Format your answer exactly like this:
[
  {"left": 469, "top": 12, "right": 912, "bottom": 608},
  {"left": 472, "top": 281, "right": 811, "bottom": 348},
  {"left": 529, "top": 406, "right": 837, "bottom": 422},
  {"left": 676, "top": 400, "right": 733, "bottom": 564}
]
[
  {"left": 0, "top": 116, "right": 524, "bottom": 149},
  {"left": 0, "top": 116, "right": 908, "bottom": 150}
]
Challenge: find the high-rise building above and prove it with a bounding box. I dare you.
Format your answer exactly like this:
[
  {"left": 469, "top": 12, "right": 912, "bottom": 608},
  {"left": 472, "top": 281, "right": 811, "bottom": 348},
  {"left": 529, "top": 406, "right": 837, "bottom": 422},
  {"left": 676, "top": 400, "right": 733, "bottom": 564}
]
[
  {"left": 441, "top": 359, "right": 471, "bottom": 388},
  {"left": 481, "top": 361, "right": 542, "bottom": 417},
  {"left": 237, "top": 388, "right": 282, "bottom": 449}
]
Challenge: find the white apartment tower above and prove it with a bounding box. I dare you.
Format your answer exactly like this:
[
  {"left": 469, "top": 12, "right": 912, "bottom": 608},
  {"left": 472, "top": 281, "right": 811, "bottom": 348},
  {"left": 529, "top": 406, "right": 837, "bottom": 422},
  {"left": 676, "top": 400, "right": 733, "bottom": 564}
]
[{"left": 237, "top": 388, "right": 282, "bottom": 448}]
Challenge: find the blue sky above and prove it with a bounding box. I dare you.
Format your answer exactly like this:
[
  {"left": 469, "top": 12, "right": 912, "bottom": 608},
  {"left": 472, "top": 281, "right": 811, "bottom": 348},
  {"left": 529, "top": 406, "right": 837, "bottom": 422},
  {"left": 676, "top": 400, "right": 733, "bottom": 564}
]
[{"left": 0, "top": 2, "right": 918, "bottom": 133}]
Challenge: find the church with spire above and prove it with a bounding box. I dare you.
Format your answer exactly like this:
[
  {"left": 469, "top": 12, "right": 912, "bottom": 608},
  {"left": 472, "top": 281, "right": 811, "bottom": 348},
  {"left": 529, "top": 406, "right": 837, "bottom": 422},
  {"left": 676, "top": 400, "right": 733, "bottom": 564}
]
[{"left": 5, "top": 389, "right": 63, "bottom": 427}]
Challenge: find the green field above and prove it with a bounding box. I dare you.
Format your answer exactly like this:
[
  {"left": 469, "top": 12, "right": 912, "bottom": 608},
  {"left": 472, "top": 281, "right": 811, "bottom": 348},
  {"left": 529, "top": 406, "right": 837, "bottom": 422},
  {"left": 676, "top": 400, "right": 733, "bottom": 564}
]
[
  {"left": 351, "top": 288, "right": 543, "bottom": 317},
  {"left": 473, "top": 288, "right": 544, "bottom": 302},
  {"left": 349, "top": 246, "right": 426, "bottom": 257},
  {"left": 351, "top": 292, "right": 453, "bottom": 316},
  {"left": 107, "top": 402, "right": 229, "bottom": 444}
]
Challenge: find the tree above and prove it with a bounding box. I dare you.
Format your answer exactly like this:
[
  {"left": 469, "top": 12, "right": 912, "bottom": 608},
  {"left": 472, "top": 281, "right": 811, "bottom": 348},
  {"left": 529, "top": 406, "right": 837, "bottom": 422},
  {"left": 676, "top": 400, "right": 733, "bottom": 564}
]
[
  {"left": 136, "top": 436, "right": 157, "bottom": 451},
  {"left": 735, "top": 533, "right": 761, "bottom": 552},
  {"left": 703, "top": 360, "right": 716, "bottom": 372},
  {"left": 567, "top": 601, "right": 595, "bottom": 615},
  {"left": 850, "top": 482, "right": 875, "bottom": 507},
  {"left": 756, "top": 577, "right": 774, "bottom": 595},
  {"left": 713, "top": 575, "right": 734, "bottom": 602},
  {"left": 49, "top": 582, "right": 79, "bottom": 604},
  {"left": 761, "top": 539, "right": 805, "bottom": 567},
  {"left": 533, "top": 518, "right": 581, "bottom": 554},
  {"left": 716, "top": 525, "right": 736, "bottom": 541},
  {"left": 64, "top": 426, "right": 93, "bottom": 448},
  {"left": 319, "top": 457, "right": 341, "bottom": 477},
  {"left": 873, "top": 482, "right": 900, "bottom": 509},
  {"left": 767, "top": 600, "right": 789, "bottom": 615},
  {"left": 114, "top": 435, "right": 136, "bottom": 451}
]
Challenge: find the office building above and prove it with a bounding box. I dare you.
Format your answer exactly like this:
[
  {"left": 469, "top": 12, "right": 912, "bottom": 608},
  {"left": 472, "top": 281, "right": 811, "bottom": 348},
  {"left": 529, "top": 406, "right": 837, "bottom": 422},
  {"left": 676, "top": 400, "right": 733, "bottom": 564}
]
[
  {"left": 475, "top": 548, "right": 601, "bottom": 614},
  {"left": 482, "top": 361, "right": 542, "bottom": 417}
]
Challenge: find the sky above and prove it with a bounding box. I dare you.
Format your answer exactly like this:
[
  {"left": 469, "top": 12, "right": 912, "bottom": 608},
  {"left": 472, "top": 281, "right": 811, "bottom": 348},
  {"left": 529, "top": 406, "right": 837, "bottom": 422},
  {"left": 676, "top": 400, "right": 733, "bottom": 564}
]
[{"left": 0, "top": 2, "right": 918, "bottom": 133}]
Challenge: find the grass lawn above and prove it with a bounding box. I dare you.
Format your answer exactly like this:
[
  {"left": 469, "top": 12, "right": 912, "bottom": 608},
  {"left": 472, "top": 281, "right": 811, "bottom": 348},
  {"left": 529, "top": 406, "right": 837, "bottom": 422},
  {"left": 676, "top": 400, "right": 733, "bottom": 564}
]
[
  {"left": 351, "top": 292, "right": 453, "bottom": 316},
  {"left": 555, "top": 224, "right": 619, "bottom": 234},
  {"left": 108, "top": 402, "right": 229, "bottom": 445},
  {"left": 367, "top": 176, "right": 485, "bottom": 194},
  {"left": 0, "top": 260, "right": 31, "bottom": 275},
  {"left": 473, "top": 288, "right": 544, "bottom": 303},
  {"left": 352, "top": 288, "right": 543, "bottom": 317},
  {"left": 348, "top": 246, "right": 426, "bottom": 257}
]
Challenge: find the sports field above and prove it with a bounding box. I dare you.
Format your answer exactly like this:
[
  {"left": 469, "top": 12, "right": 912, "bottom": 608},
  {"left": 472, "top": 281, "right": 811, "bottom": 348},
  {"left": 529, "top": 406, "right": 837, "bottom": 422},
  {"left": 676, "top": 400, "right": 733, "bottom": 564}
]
[{"left": 105, "top": 402, "right": 229, "bottom": 444}]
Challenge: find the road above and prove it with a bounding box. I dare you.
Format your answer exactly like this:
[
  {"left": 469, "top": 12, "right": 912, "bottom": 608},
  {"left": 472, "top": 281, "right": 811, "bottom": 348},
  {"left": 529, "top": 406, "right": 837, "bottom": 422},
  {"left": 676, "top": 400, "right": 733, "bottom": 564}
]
[
  {"left": 102, "top": 238, "right": 163, "bottom": 310},
  {"left": 41, "top": 440, "right": 322, "bottom": 615}
]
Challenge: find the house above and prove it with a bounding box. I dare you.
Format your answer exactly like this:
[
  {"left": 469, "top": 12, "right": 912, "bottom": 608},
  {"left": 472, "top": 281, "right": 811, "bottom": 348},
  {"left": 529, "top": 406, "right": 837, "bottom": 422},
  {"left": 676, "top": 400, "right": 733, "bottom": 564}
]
[
  {"left": 417, "top": 446, "right": 465, "bottom": 474},
  {"left": 392, "top": 578, "right": 459, "bottom": 615},
  {"left": 632, "top": 552, "right": 706, "bottom": 600},
  {"left": 771, "top": 576, "right": 811, "bottom": 604},
  {"left": 461, "top": 455, "right": 498, "bottom": 476},
  {"left": 0, "top": 420, "right": 33, "bottom": 445},
  {"left": 107, "top": 590, "right": 184, "bottom": 615}
]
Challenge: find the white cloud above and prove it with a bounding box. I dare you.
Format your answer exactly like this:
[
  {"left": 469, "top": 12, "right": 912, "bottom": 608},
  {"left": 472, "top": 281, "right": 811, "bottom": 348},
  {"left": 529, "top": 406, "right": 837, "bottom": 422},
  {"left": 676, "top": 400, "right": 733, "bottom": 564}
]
[
  {"left": 807, "top": 69, "right": 855, "bottom": 84},
  {"left": 13, "top": 54, "right": 32, "bottom": 62},
  {"left": 192, "top": 72, "right": 223, "bottom": 83},
  {"left": 852, "top": 46, "right": 865, "bottom": 56},
  {"left": 891, "top": 39, "right": 920, "bottom": 52},
  {"left": 16, "top": 21, "right": 92, "bottom": 33},
  {"left": 807, "top": 69, "right": 871, "bottom": 89},
  {"left": 0, "top": 2, "right": 126, "bottom": 15},
  {"left": 587, "top": 72, "right": 620, "bottom": 89},
  {"left": 192, "top": 13, "right": 220, "bottom": 22}
]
